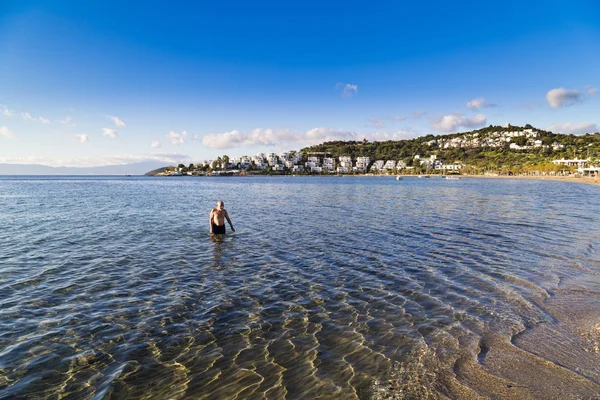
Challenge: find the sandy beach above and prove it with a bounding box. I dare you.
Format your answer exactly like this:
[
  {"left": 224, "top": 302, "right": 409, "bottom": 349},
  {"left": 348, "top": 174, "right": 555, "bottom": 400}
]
[{"left": 462, "top": 174, "right": 600, "bottom": 186}]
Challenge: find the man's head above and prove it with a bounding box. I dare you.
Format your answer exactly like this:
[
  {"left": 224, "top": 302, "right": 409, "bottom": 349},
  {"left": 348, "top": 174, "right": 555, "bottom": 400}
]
[{"left": 217, "top": 200, "right": 224, "bottom": 209}]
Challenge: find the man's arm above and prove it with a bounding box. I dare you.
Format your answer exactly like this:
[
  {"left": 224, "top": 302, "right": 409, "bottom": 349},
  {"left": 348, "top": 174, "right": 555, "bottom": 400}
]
[
  {"left": 225, "top": 210, "right": 235, "bottom": 232},
  {"left": 209, "top": 209, "right": 214, "bottom": 233}
]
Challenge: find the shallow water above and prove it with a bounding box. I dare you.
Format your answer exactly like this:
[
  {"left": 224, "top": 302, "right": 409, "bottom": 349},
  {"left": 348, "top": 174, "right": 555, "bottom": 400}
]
[{"left": 1, "top": 176, "right": 599, "bottom": 399}]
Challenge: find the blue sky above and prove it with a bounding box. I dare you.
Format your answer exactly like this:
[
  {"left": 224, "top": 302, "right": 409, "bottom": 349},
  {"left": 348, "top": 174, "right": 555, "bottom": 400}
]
[{"left": 0, "top": 0, "right": 598, "bottom": 167}]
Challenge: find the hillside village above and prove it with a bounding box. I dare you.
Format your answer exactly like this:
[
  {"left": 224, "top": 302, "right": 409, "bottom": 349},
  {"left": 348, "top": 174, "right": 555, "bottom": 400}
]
[{"left": 150, "top": 124, "right": 600, "bottom": 177}]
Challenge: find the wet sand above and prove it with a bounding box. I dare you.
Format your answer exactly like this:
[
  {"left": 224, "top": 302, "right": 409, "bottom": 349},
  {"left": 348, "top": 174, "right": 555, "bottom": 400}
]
[{"left": 373, "top": 275, "right": 600, "bottom": 399}]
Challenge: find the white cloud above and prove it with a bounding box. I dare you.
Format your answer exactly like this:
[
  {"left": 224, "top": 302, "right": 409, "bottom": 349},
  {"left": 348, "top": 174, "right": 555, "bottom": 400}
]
[
  {"left": 0, "top": 126, "right": 15, "bottom": 138},
  {"left": 60, "top": 116, "right": 76, "bottom": 126},
  {"left": 336, "top": 83, "right": 358, "bottom": 98},
  {"left": 548, "top": 122, "right": 598, "bottom": 135},
  {"left": 202, "top": 127, "right": 419, "bottom": 150},
  {"left": 21, "top": 112, "right": 51, "bottom": 123},
  {"left": 75, "top": 134, "right": 89, "bottom": 143},
  {"left": 394, "top": 116, "right": 406, "bottom": 121},
  {"left": 202, "top": 129, "right": 244, "bottom": 149},
  {"left": 167, "top": 130, "right": 187, "bottom": 145},
  {"left": 102, "top": 128, "right": 118, "bottom": 138},
  {"left": 432, "top": 113, "right": 487, "bottom": 132},
  {"left": 1, "top": 104, "right": 14, "bottom": 117},
  {"left": 151, "top": 140, "right": 161, "bottom": 148},
  {"left": 107, "top": 115, "right": 126, "bottom": 128},
  {"left": 546, "top": 88, "right": 582, "bottom": 108},
  {"left": 367, "top": 117, "right": 385, "bottom": 128},
  {"left": 466, "top": 97, "right": 497, "bottom": 110},
  {"left": 412, "top": 110, "right": 427, "bottom": 119},
  {"left": 586, "top": 85, "right": 598, "bottom": 96}
]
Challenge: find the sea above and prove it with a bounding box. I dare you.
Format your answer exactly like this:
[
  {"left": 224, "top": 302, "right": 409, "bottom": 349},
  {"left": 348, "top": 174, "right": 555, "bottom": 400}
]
[{"left": 1, "top": 175, "right": 599, "bottom": 399}]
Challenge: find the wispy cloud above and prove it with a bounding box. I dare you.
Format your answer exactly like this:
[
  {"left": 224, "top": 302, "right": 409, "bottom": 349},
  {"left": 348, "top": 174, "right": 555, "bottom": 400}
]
[
  {"left": 586, "top": 85, "right": 598, "bottom": 96},
  {"left": 0, "top": 126, "right": 15, "bottom": 138},
  {"left": 167, "top": 130, "right": 187, "bottom": 145},
  {"left": 412, "top": 110, "right": 427, "bottom": 119},
  {"left": 0, "top": 153, "right": 193, "bottom": 168},
  {"left": 102, "top": 128, "right": 118, "bottom": 138},
  {"left": 394, "top": 116, "right": 406, "bottom": 121},
  {"left": 75, "top": 134, "right": 89, "bottom": 143},
  {"left": 0, "top": 105, "right": 14, "bottom": 117},
  {"left": 549, "top": 122, "right": 598, "bottom": 135},
  {"left": 520, "top": 102, "right": 537, "bottom": 110},
  {"left": 202, "top": 127, "right": 419, "bottom": 150},
  {"left": 106, "top": 115, "right": 126, "bottom": 128},
  {"left": 432, "top": 113, "right": 487, "bottom": 132},
  {"left": 367, "top": 117, "right": 385, "bottom": 128},
  {"left": 151, "top": 140, "right": 161, "bottom": 148},
  {"left": 336, "top": 83, "right": 358, "bottom": 98},
  {"left": 22, "top": 112, "right": 51, "bottom": 123},
  {"left": 60, "top": 116, "right": 76, "bottom": 126},
  {"left": 466, "top": 97, "right": 497, "bottom": 110},
  {"left": 546, "top": 88, "right": 582, "bottom": 108}
]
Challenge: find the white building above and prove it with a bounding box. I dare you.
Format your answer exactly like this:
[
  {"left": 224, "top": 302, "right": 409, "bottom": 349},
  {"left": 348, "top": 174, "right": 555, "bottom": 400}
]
[
  {"left": 383, "top": 160, "right": 396, "bottom": 170},
  {"left": 323, "top": 157, "right": 335, "bottom": 171},
  {"left": 552, "top": 158, "right": 589, "bottom": 167},
  {"left": 370, "top": 160, "right": 385, "bottom": 172},
  {"left": 339, "top": 156, "right": 353, "bottom": 169},
  {"left": 355, "top": 157, "right": 370, "bottom": 171}
]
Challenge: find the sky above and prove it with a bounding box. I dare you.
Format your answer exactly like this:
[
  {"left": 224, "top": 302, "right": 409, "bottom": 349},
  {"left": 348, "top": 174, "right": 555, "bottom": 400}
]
[{"left": 0, "top": 0, "right": 599, "bottom": 167}]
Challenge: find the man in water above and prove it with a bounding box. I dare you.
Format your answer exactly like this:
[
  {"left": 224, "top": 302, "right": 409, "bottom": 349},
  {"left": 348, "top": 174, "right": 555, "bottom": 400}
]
[{"left": 209, "top": 200, "right": 235, "bottom": 234}]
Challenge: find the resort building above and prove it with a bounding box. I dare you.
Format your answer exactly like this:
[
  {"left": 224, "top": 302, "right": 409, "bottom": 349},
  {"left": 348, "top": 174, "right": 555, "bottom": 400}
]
[
  {"left": 383, "top": 160, "right": 397, "bottom": 171},
  {"left": 370, "top": 160, "right": 385, "bottom": 172},
  {"left": 323, "top": 157, "right": 335, "bottom": 171},
  {"left": 339, "top": 156, "right": 353, "bottom": 169},
  {"left": 552, "top": 158, "right": 589, "bottom": 167},
  {"left": 552, "top": 158, "right": 590, "bottom": 173},
  {"left": 355, "top": 157, "right": 370, "bottom": 171}
]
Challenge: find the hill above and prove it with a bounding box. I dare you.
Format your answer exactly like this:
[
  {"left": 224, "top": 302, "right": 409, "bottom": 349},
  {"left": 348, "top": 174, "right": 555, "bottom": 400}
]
[{"left": 300, "top": 124, "right": 600, "bottom": 173}]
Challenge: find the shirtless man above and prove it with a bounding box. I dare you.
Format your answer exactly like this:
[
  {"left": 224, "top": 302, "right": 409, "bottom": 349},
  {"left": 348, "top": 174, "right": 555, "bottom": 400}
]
[{"left": 209, "top": 200, "right": 235, "bottom": 234}]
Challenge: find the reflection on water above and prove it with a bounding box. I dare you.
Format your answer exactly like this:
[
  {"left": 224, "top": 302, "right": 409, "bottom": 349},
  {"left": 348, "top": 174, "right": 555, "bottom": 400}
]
[{"left": 1, "top": 176, "right": 599, "bottom": 399}]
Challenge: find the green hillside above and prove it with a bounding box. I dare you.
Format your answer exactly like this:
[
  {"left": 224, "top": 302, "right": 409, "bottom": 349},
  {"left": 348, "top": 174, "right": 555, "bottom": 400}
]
[{"left": 301, "top": 124, "right": 600, "bottom": 174}]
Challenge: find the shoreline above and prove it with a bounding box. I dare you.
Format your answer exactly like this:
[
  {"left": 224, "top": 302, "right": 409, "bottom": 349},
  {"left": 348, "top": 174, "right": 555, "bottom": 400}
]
[{"left": 462, "top": 174, "right": 600, "bottom": 186}]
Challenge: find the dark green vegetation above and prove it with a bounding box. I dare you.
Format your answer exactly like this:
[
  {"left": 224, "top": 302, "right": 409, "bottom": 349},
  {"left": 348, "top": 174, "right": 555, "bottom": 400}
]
[{"left": 301, "top": 125, "right": 600, "bottom": 174}]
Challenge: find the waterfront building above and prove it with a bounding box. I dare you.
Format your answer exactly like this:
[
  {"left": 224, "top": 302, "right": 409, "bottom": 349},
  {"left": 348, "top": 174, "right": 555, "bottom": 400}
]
[
  {"left": 552, "top": 158, "right": 590, "bottom": 173},
  {"left": 356, "top": 157, "right": 370, "bottom": 171},
  {"left": 339, "top": 156, "right": 353, "bottom": 169},
  {"left": 370, "top": 160, "right": 385, "bottom": 172},
  {"left": 323, "top": 157, "right": 335, "bottom": 171},
  {"left": 383, "top": 160, "right": 396, "bottom": 170}
]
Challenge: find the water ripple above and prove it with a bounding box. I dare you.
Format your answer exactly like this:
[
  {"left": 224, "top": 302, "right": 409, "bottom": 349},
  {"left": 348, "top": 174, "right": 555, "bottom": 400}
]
[{"left": 1, "top": 176, "right": 599, "bottom": 399}]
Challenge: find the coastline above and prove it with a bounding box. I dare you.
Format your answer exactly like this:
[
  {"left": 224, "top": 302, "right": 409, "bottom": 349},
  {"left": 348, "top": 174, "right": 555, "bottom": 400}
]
[{"left": 462, "top": 174, "right": 600, "bottom": 186}]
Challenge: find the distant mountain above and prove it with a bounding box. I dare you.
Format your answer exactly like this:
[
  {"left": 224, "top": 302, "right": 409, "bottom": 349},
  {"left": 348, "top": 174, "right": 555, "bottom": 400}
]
[{"left": 0, "top": 161, "right": 169, "bottom": 175}]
